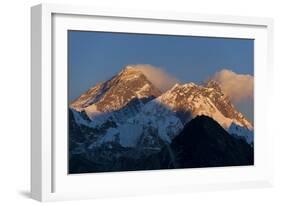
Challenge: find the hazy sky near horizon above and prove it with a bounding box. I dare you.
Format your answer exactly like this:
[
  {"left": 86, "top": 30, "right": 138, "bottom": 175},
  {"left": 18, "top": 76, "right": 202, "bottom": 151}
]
[{"left": 68, "top": 31, "right": 254, "bottom": 122}]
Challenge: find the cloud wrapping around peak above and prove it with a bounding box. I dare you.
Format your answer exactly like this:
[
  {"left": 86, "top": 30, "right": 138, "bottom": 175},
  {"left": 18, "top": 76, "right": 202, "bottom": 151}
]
[
  {"left": 210, "top": 69, "right": 254, "bottom": 103},
  {"left": 128, "top": 64, "right": 179, "bottom": 92}
]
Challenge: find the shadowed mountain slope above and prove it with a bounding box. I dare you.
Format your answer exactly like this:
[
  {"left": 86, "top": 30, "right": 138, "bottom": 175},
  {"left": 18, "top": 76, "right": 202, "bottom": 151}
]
[
  {"left": 69, "top": 115, "right": 254, "bottom": 173},
  {"left": 158, "top": 115, "right": 254, "bottom": 169}
]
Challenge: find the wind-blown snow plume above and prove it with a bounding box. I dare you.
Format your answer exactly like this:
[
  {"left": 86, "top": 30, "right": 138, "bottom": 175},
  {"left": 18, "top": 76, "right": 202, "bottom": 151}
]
[
  {"left": 211, "top": 69, "right": 254, "bottom": 103},
  {"left": 129, "top": 64, "right": 179, "bottom": 92}
]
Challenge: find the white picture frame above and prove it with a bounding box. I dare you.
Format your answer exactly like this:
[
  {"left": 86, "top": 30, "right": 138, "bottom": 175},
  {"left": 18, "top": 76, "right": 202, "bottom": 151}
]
[{"left": 31, "top": 3, "right": 274, "bottom": 202}]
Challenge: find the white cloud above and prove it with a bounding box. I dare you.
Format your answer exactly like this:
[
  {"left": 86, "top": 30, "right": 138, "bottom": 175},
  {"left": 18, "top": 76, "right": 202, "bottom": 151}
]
[
  {"left": 129, "top": 64, "right": 179, "bottom": 92},
  {"left": 210, "top": 69, "right": 254, "bottom": 103}
]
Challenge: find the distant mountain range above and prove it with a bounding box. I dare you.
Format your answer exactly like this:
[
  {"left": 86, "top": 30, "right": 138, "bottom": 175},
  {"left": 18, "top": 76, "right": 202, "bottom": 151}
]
[{"left": 69, "top": 65, "right": 254, "bottom": 173}]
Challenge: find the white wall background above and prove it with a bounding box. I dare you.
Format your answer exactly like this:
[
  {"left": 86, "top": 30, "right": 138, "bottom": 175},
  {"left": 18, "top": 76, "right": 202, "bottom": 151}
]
[{"left": 0, "top": 0, "right": 280, "bottom": 205}]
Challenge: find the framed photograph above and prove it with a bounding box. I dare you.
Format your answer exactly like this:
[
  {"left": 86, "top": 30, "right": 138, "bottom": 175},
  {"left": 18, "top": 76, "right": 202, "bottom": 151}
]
[{"left": 31, "top": 3, "right": 274, "bottom": 201}]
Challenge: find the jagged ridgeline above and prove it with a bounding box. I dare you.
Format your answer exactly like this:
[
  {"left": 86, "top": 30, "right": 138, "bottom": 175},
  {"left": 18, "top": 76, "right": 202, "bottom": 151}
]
[{"left": 69, "top": 65, "right": 254, "bottom": 174}]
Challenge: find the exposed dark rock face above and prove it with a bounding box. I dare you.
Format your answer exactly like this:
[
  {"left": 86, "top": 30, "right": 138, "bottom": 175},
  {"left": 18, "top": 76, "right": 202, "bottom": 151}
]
[{"left": 158, "top": 115, "right": 254, "bottom": 168}]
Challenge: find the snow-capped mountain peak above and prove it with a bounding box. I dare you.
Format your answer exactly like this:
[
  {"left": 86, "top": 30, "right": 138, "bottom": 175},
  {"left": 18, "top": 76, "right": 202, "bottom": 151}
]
[
  {"left": 146, "top": 81, "right": 253, "bottom": 142},
  {"left": 205, "top": 80, "right": 253, "bottom": 130},
  {"left": 70, "top": 65, "right": 162, "bottom": 120}
]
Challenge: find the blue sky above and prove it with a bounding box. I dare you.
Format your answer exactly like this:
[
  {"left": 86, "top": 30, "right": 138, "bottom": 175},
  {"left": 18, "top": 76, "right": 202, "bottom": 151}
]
[{"left": 68, "top": 31, "right": 254, "bottom": 121}]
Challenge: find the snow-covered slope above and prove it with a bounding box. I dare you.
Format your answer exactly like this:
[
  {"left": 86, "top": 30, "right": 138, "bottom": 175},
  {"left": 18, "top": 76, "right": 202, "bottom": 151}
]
[
  {"left": 228, "top": 123, "right": 254, "bottom": 144},
  {"left": 205, "top": 80, "right": 253, "bottom": 130}
]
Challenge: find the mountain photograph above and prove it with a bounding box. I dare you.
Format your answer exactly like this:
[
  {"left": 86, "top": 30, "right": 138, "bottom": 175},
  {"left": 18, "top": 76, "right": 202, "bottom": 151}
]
[{"left": 68, "top": 31, "right": 254, "bottom": 174}]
